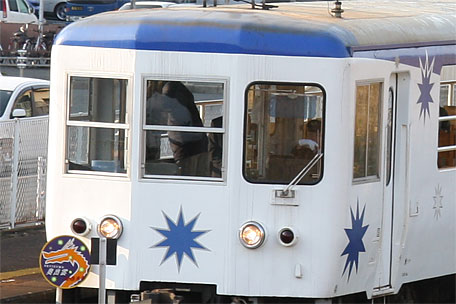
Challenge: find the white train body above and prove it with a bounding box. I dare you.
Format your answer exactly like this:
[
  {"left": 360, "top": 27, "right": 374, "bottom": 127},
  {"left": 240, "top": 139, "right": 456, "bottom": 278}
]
[{"left": 46, "top": 0, "right": 456, "bottom": 301}]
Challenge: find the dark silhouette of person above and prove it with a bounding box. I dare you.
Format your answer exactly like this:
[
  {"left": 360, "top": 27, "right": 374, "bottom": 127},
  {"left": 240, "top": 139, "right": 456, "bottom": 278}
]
[
  {"left": 162, "top": 81, "right": 208, "bottom": 161},
  {"left": 208, "top": 116, "right": 223, "bottom": 177},
  {"left": 440, "top": 106, "right": 450, "bottom": 133},
  {"left": 292, "top": 119, "right": 321, "bottom": 158},
  {"left": 145, "top": 81, "right": 210, "bottom": 176},
  {"left": 145, "top": 81, "right": 166, "bottom": 161}
]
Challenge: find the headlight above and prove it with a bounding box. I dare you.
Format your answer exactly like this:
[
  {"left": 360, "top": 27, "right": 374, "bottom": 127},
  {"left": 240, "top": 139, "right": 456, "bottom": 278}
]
[
  {"left": 239, "top": 221, "right": 265, "bottom": 249},
  {"left": 98, "top": 215, "right": 123, "bottom": 239},
  {"left": 70, "top": 217, "right": 91, "bottom": 236}
]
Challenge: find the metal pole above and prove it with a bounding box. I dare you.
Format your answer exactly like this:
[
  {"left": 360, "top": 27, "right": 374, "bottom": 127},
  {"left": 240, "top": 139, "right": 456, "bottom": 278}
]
[
  {"left": 36, "top": 156, "right": 46, "bottom": 219},
  {"left": 10, "top": 119, "right": 20, "bottom": 229},
  {"left": 55, "top": 287, "right": 63, "bottom": 304},
  {"left": 38, "top": 0, "right": 44, "bottom": 23},
  {"left": 37, "top": 0, "right": 45, "bottom": 51},
  {"left": 16, "top": 49, "right": 27, "bottom": 77},
  {"left": 98, "top": 237, "right": 107, "bottom": 304}
]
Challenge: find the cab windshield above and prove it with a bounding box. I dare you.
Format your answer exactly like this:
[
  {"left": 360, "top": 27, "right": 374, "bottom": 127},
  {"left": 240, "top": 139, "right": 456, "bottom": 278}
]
[{"left": 244, "top": 82, "right": 325, "bottom": 185}]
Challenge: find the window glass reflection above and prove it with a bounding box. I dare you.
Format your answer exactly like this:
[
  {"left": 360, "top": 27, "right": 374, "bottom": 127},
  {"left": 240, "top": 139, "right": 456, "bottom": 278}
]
[
  {"left": 69, "top": 77, "right": 127, "bottom": 124},
  {"left": 67, "top": 76, "right": 128, "bottom": 174},
  {"left": 353, "top": 82, "right": 382, "bottom": 180},
  {"left": 144, "top": 80, "right": 225, "bottom": 179}
]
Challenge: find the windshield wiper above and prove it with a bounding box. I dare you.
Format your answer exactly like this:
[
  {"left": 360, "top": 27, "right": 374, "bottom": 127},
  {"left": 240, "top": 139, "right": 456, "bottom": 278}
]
[{"left": 276, "top": 151, "right": 323, "bottom": 198}]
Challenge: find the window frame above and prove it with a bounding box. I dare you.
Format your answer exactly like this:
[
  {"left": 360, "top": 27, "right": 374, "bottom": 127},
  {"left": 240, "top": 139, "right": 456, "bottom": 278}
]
[
  {"left": 439, "top": 81, "right": 456, "bottom": 107},
  {"left": 140, "top": 76, "right": 228, "bottom": 182},
  {"left": 352, "top": 80, "right": 383, "bottom": 183},
  {"left": 242, "top": 81, "right": 326, "bottom": 185},
  {"left": 64, "top": 74, "right": 131, "bottom": 177},
  {"left": 438, "top": 79, "right": 456, "bottom": 170}
]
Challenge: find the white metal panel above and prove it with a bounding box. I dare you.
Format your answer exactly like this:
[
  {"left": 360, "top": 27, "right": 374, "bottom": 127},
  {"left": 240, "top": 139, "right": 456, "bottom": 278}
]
[{"left": 47, "top": 43, "right": 456, "bottom": 298}]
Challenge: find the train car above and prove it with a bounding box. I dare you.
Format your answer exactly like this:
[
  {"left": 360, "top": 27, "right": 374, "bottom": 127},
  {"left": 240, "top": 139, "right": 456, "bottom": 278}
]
[{"left": 45, "top": 0, "right": 456, "bottom": 302}]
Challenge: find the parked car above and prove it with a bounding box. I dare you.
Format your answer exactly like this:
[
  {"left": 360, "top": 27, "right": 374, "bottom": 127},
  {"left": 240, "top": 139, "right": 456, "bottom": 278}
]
[
  {"left": 66, "top": 0, "right": 127, "bottom": 22},
  {"left": 118, "top": 1, "right": 174, "bottom": 10},
  {"left": 0, "top": 0, "right": 38, "bottom": 23},
  {"left": 0, "top": 76, "right": 50, "bottom": 122},
  {"left": 0, "top": 76, "right": 50, "bottom": 175},
  {"left": 27, "top": 0, "right": 67, "bottom": 21},
  {"left": 66, "top": 0, "right": 185, "bottom": 22}
]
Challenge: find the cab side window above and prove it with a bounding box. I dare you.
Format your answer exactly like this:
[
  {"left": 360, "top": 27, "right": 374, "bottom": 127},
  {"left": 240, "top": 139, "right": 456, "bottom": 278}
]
[
  {"left": 353, "top": 82, "right": 382, "bottom": 181},
  {"left": 438, "top": 65, "right": 456, "bottom": 169}
]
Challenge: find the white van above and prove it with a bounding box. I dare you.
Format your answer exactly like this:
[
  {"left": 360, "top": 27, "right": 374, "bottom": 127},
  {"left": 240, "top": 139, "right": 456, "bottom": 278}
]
[{"left": 0, "top": 0, "right": 39, "bottom": 23}]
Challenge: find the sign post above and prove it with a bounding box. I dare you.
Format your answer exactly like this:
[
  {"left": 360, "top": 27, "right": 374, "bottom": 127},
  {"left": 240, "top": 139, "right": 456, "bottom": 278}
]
[
  {"left": 91, "top": 236, "right": 117, "bottom": 303},
  {"left": 56, "top": 287, "right": 63, "bottom": 304},
  {"left": 98, "top": 237, "right": 107, "bottom": 304}
]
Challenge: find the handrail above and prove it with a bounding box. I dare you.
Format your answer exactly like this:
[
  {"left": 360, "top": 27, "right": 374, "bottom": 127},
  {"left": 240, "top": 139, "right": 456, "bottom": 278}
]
[
  {"left": 438, "top": 145, "right": 456, "bottom": 152},
  {"left": 281, "top": 151, "right": 323, "bottom": 196},
  {"left": 439, "top": 115, "right": 456, "bottom": 121}
]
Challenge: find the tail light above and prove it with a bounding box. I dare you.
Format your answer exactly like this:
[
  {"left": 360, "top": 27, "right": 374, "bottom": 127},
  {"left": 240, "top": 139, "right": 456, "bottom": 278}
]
[
  {"left": 278, "top": 227, "right": 297, "bottom": 246},
  {"left": 71, "top": 217, "right": 91, "bottom": 236},
  {"left": 2, "top": 0, "right": 7, "bottom": 19}
]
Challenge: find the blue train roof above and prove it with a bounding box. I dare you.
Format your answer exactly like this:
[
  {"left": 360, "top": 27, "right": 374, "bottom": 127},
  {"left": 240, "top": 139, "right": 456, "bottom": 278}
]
[{"left": 55, "top": 1, "right": 456, "bottom": 58}]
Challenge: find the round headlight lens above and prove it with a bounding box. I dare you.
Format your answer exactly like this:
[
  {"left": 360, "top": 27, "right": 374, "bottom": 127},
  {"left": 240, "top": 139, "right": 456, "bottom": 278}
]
[
  {"left": 98, "top": 215, "right": 123, "bottom": 239},
  {"left": 239, "top": 221, "right": 265, "bottom": 249},
  {"left": 70, "top": 217, "right": 91, "bottom": 236}
]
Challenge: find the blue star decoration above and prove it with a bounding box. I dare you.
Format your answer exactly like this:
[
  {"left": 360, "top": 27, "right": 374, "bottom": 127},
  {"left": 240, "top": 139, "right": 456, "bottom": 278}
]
[
  {"left": 341, "top": 200, "right": 369, "bottom": 281},
  {"left": 151, "top": 208, "right": 210, "bottom": 271},
  {"left": 417, "top": 51, "right": 435, "bottom": 122}
]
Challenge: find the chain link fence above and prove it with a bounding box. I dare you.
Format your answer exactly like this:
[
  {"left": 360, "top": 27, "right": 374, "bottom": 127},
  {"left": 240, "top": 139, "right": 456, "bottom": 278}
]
[{"left": 0, "top": 117, "right": 48, "bottom": 230}]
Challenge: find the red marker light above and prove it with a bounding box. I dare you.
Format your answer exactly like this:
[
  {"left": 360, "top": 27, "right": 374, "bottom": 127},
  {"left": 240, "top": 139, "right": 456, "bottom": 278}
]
[
  {"left": 71, "top": 218, "right": 88, "bottom": 235},
  {"left": 280, "top": 229, "right": 294, "bottom": 244},
  {"left": 278, "top": 228, "right": 297, "bottom": 246}
]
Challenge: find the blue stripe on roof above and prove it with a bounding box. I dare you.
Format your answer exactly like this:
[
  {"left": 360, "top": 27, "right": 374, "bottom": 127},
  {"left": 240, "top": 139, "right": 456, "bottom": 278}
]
[{"left": 55, "top": 11, "right": 354, "bottom": 58}]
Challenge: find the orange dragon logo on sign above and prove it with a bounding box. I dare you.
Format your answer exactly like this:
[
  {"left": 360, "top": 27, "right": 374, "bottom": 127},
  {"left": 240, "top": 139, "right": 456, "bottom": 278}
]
[{"left": 39, "top": 236, "right": 91, "bottom": 289}]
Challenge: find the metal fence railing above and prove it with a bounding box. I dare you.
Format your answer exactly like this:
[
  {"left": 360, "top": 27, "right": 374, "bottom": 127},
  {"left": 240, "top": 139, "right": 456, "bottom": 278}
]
[{"left": 0, "top": 117, "right": 48, "bottom": 230}]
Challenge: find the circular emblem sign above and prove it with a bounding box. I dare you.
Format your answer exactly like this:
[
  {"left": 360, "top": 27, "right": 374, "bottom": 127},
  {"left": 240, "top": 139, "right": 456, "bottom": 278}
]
[{"left": 39, "top": 235, "right": 91, "bottom": 289}]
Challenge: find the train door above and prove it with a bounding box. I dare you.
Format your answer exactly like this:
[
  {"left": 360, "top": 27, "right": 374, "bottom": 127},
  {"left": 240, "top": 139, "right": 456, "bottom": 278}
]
[{"left": 375, "top": 72, "right": 410, "bottom": 291}]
